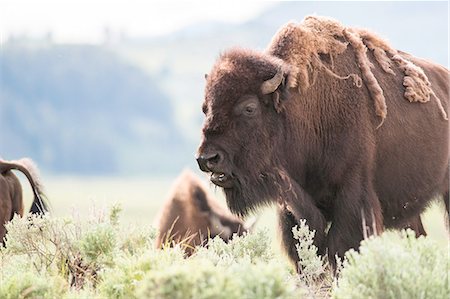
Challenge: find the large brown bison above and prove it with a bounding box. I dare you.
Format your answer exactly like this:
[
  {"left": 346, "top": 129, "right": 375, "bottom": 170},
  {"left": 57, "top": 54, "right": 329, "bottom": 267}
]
[
  {"left": 0, "top": 158, "right": 49, "bottom": 243},
  {"left": 196, "top": 16, "right": 449, "bottom": 269},
  {"left": 154, "top": 169, "right": 253, "bottom": 254}
]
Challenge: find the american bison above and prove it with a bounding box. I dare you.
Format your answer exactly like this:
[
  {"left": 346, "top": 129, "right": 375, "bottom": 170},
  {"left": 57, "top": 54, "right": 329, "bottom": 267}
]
[
  {"left": 0, "top": 158, "right": 49, "bottom": 243},
  {"left": 196, "top": 16, "right": 448, "bottom": 269},
  {"left": 154, "top": 170, "right": 253, "bottom": 254}
]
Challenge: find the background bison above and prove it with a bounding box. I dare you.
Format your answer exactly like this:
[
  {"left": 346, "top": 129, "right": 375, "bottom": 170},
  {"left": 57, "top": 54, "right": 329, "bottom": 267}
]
[
  {"left": 196, "top": 16, "right": 449, "bottom": 268},
  {"left": 154, "top": 170, "right": 252, "bottom": 254},
  {"left": 0, "top": 158, "right": 48, "bottom": 243}
]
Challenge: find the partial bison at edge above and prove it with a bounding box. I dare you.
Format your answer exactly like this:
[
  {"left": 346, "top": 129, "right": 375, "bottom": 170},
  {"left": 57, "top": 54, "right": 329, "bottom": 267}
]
[
  {"left": 196, "top": 16, "right": 449, "bottom": 270},
  {"left": 0, "top": 158, "right": 49, "bottom": 243},
  {"left": 154, "top": 170, "right": 252, "bottom": 255}
]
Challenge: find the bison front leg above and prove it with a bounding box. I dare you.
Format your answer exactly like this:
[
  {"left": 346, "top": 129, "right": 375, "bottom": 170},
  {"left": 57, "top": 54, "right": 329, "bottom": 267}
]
[
  {"left": 402, "top": 216, "right": 426, "bottom": 237},
  {"left": 278, "top": 181, "right": 327, "bottom": 272},
  {"left": 327, "top": 173, "right": 383, "bottom": 268}
]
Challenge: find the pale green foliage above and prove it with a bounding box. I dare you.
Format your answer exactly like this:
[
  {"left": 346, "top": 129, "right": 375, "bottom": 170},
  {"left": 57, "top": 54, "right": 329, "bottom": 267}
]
[
  {"left": 292, "top": 219, "right": 334, "bottom": 298},
  {"left": 194, "top": 228, "right": 273, "bottom": 265},
  {"left": 2, "top": 214, "right": 81, "bottom": 276},
  {"left": 99, "top": 230, "right": 301, "bottom": 299},
  {"left": 136, "top": 258, "right": 301, "bottom": 299},
  {"left": 136, "top": 259, "right": 231, "bottom": 299},
  {"left": 109, "top": 203, "right": 123, "bottom": 227},
  {"left": 1, "top": 206, "right": 447, "bottom": 299},
  {"left": 333, "top": 229, "right": 450, "bottom": 299},
  {"left": 79, "top": 223, "right": 116, "bottom": 266},
  {"left": 118, "top": 225, "right": 157, "bottom": 255},
  {"left": 1, "top": 208, "right": 155, "bottom": 291},
  {"left": 98, "top": 247, "right": 185, "bottom": 299},
  {"left": 292, "top": 220, "right": 327, "bottom": 281},
  {"left": 63, "top": 289, "right": 103, "bottom": 299},
  {"left": 0, "top": 269, "right": 67, "bottom": 299},
  {"left": 232, "top": 260, "right": 301, "bottom": 299}
]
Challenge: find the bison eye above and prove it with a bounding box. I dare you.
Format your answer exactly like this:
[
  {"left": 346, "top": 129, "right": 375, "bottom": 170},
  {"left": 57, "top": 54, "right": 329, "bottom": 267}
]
[
  {"left": 235, "top": 95, "right": 260, "bottom": 117},
  {"left": 243, "top": 102, "right": 258, "bottom": 116}
]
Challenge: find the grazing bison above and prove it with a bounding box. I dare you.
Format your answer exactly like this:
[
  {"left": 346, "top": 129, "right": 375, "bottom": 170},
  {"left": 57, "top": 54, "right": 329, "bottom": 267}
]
[
  {"left": 154, "top": 170, "right": 253, "bottom": 254},
  {"left": 0, "top": 158, "right": 49, "bottom": 243},
  {"left": 196, "top": 16, "right": 449, "bottom": 269}
]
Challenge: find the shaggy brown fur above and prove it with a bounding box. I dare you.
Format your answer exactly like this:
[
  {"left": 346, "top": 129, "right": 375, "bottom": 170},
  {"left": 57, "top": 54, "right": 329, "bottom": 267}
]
[
  {"left": 0, "top": 158, "right": 49, "bottom": 243},
  {"left": 358, "top": 28, "right": 448, "bottom": 120},
  {"left": 154, "top": 170, "right": 250, "bottom": 255},
  {"left": 343, "top": 28, "right": 387, "bottom": 127},
  {"left": 267, "top": 15, "right": 447, "bottom": 125},
  {"left": 197, "top": 15, "right": 449, "bottom": 270}
]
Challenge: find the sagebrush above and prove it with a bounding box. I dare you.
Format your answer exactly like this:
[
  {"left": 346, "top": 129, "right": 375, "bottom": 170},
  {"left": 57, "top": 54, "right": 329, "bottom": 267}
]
[{"left": 0, "top": 206, "right": 447, "bottom": 299}]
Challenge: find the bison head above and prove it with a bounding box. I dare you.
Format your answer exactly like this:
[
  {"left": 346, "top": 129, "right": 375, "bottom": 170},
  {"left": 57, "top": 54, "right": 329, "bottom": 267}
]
[
  {"left": 155, "top": 170, "right": 255, "bottom": 254},
  {"left": 196, "top": 48, "right": 295, "bottom": 217}
]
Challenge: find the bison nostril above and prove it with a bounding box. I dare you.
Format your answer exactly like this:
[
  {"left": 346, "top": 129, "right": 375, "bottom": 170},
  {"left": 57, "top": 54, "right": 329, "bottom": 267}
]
[{"left": 196, "top": 152, "right": 223, "bottom": 172}]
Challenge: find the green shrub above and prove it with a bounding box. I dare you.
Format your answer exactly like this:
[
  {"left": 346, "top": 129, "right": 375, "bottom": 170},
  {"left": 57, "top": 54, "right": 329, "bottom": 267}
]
[
  {"left": 99, "top": 230, "right": 301, "bottom": 299},
  {"left": 136, "top": 258, "right": 301, "bottom": 299},
  {"left": 292, "top": 220, "right": 327, "bottom": 281},
  {"left": 63, "top": 288, "right": 103, "bottom": 299},
  {"left": 136, "top": 259, "right": 227, "bottom": 299},
  {"left": 3, "top": 204, "right": 444, "bottom": 299},
  {"left": 79, "top": 223, "right": 117, "bottom": 266},
  {"left": 98, "top": 246, "right": 185, "bottom": 299},
  {"left": 0, "top": 269, "right": 67, "bottom": 299},
  {"left": 292, "top": 220, "right": 334, "bottom": 298},
  {"left": 333, "top": 229, "right": 449, "bottom": 299},
  {"left": 118, "top": 225, "right": 157, "bottom": 255},
  {"left": 194, "top": 228, "right": 273, "bottom": 265},
  {"left": 2, "top": 214, "right": 81, "bottom": 276},
  {"left": 231, "top": 260, "right": 301, "bottom": 299}
]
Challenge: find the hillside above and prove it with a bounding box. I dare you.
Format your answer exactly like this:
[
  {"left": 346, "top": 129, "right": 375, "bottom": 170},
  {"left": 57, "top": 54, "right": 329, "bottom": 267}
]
[{"left": 0, "top": 43, "right": 189, "bottom": 174}]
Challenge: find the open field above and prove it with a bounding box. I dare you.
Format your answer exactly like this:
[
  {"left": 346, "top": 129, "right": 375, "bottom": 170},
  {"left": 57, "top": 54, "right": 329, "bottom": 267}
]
[{"left": 21, "top": 174, "right": 449, "bottom": 248}]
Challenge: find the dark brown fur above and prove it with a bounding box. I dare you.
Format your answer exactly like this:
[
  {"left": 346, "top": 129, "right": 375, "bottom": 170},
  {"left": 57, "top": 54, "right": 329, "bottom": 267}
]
[
  {"left": 197, "top": 16, "right": 449, "bottom": 269},
  {"left": 0, "top": 158, "right": 48, "bottom": 243},
  {"left": 154, "top": 170, "right": 249, "bottom": 255}
]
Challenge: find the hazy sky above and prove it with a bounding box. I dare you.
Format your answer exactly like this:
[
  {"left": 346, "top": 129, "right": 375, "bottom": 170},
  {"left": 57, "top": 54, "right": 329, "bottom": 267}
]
[{"left": 0, "top": 0, "right": 274, "bottom": 43}]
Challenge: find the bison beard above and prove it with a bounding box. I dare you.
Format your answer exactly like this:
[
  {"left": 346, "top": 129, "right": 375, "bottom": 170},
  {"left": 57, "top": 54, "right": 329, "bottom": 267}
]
[{"left": 224, "top": 167, "right": 290, "bottom": 217}]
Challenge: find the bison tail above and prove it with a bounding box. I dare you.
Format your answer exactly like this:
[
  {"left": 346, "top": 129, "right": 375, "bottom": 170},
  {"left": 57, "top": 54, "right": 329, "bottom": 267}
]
[
  {"left": 1, "top": 158, "right": 50, "bottom": 215},
  {"left": 20, "top": 158, "right": 49, "bottom": 215},
  {"left": 29, "top": 191, "right": 49, "bottom": 215}
]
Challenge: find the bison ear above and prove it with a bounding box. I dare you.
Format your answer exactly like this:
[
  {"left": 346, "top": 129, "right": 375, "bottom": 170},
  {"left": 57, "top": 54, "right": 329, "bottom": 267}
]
[{"left": 193, "top": 186, "right": 211, "bottom": 212}]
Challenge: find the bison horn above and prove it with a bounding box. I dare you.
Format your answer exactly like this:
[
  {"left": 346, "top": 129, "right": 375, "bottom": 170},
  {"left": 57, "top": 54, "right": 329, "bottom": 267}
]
[{"left": 261, "top": 69, "right": 284, "bottom": 95}]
